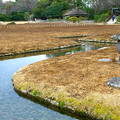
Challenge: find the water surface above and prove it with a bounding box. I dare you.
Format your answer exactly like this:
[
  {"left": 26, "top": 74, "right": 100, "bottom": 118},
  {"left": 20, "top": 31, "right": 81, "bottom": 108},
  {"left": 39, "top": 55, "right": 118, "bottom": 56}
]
[{"left": 0, "top": 43, "right": 107, "bottom": 120}]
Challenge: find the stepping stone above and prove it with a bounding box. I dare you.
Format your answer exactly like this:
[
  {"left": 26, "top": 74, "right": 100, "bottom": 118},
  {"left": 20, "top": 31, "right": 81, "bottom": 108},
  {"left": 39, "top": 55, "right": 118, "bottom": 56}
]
[
  {"left": 111, "top": 34, "right": 120, "bottom": 40},
  {"left": 98, "top": 47, "right": 110, "bottom": 50},
  {"left": 98, "top": 58, "right": 112, "bottom": 62},
  {"left": 107, "top": 77, "right": 120, "bottom": 89}
]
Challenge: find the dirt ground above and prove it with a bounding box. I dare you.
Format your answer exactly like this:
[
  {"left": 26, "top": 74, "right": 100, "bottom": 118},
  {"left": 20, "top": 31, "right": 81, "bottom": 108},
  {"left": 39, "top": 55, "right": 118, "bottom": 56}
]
[
  {"left": 0, "top": 23, "right": 120, "bottom": 55},
  {"left": 13, "top": 47, "right": 120, "bottom": 120}
]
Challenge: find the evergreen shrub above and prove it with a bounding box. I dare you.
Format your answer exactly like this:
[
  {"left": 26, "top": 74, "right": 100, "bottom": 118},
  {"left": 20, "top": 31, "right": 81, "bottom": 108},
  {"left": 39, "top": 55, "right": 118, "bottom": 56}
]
[{"left": 117, "top": 15, "right": 120, "bottom": 22}]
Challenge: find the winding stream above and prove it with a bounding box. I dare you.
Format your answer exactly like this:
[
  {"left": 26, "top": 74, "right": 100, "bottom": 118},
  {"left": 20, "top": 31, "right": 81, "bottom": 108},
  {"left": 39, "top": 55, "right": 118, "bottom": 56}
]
[{"left": 0, "top": 43, "right": 109, "bottom": 120}]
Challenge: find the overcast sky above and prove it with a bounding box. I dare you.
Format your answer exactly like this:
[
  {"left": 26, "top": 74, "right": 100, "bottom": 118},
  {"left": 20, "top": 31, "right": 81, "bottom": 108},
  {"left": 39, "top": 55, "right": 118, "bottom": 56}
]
[{"left": 3, "top": 0, "right": 15, "bottom": 2}]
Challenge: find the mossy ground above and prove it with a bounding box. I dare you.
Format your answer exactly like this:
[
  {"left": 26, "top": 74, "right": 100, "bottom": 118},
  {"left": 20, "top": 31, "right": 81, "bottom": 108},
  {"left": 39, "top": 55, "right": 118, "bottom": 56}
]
[{"left": 13, "top": 47, "right": 120, "bottom": 120}]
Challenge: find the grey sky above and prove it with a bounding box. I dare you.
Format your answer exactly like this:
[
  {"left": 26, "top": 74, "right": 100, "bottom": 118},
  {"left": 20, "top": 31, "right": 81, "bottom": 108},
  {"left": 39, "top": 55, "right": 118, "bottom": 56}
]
[{"left": 3, "top": 0, "right": 15, "bottom": 2}]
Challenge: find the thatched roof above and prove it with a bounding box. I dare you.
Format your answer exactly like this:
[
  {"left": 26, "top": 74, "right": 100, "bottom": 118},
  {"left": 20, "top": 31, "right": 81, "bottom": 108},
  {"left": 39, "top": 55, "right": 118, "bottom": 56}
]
[{"left": 64, "top": 8, "right": 87, "bottom": 17}]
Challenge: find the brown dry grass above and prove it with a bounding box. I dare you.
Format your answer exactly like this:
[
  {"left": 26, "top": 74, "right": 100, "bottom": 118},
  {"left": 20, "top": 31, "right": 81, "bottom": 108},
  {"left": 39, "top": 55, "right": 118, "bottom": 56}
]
[
  {"left": 2, "top": 23, "right": 120, "bottom": 119},
  {"left": 13, "top": 47, "right": 120, "bottom": 99},
  {"left": 0, "top": 23, "right": 120, "bottom": 55},
  {"left": 13, "top": 47, "right": 120, "bottom": 119}
]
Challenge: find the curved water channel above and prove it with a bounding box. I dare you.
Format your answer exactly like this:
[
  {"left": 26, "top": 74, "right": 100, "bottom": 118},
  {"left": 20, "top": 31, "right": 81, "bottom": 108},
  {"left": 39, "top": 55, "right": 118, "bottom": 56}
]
[{"left": 0, "top": 43, "right": 112, "bottom": 120}]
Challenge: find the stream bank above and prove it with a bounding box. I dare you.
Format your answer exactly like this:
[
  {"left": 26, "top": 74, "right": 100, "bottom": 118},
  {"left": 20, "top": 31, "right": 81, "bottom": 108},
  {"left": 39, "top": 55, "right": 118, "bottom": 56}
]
[
  {"left": 1, "top": 43, "right": 105, "bottom": 120},
  {"left": 12, "top": 44, "right": 120, "bottom": 120}
]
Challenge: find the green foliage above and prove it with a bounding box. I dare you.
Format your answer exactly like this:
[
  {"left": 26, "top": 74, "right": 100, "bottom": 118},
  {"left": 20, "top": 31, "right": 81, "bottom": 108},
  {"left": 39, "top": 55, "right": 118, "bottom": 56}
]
[
  {"left": 9, "top": 12, "right": 25, "bottom": 21},
  {"left": 33, "top": 8, "right": 46, "bottom": 19},
  {"left": 94, "top": 15, "right": 101, "bottom": 22},
  {"left": 0, "top": 0, "right": 116, "bottom": 21},
  {"left": 64, "top": 16, "right": 70, "bottom": 21},
  {"left": 1, "top": 0, "right": 120, "bottom": 21},
  {"left": 117, "top": 15, "right": 120, "bottom": 22},
  {"left": 46, "top": 3, "right": 64, "bottom": 18},
  {"left": 0, "top": 12, "right": 25, "bottom": 21},
  {"left": 71, "top": 0, "right": 85, "bottom": 8},
  {"left": 66, "top": 16, "right": 84, "bottom": 22},
  {"left": 86, "top": 8, "right": 95, "bottom": 20},
  {"left": 59, "top": 101, "right": 65, "bottom": 108},
  {"left": 88, "top": 14, "right": 94, "bottom": 20},
  {"left": 97, "top": 13, "right": 109, "bottom": 22},
  {"left": 106, "top": 11, "right": 112, "bottom": 16},
  {"left": 79, "top": 16, "right": 85, "bottom": 21},
  {"left": 7, "top": 22, "right": 16, "bottom": 25},
  {"left": 94, "top": 12, "right": 110, "bottom": 22},
  {"left": 47, "top": 18, "right": 53, "bottom": 22},
  {"left": 31, "top": 90, "right": 40, "bottom": 96},
  {"left": 33, "top": 0, "right": 51, "bottom": 19},
  {"left": 24, "top": 12, "right": 30, "bottom": 21},
  {"left": 33, "top": 0, "right": 70, "bottom": 19},
  {"left": 0, "top": 14, "right": 10, "bottom": 21},
  {"left": 67, "top": 16, "right": 80, "bottom": 23}
]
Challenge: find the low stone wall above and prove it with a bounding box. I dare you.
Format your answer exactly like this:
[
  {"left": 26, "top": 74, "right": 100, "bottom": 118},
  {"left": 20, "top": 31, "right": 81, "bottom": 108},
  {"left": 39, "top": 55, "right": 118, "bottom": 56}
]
[
  {"left": 0, "top": 38, "right": 116, "bottom": 58},
  {"left": 14, "top": 88, "right": 97, "bottom": 120},
  {"left": 77, "top": 39, "right": 117, "bottom": 44},
  {"left": 0, "top": 43, "right": 81, "bottom": 58}
]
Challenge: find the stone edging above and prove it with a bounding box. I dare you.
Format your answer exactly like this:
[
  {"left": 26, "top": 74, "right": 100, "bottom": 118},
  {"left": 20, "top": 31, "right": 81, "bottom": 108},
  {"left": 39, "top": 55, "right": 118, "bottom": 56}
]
[
  {"left": 55, "top": 35, "right": 89, "bottom": 39},
  {"left": 0, "top": 36, "right": 116, "bottom": 58},
  {"left": 12, "top": 47, "right": 119, "bottom": 120},
  {"left": 0, "top": 43, "right": 81, "bottom": 58},
  {"left": 77, "top": 39, "right": 117, "bottom": 44},
  {"left": 56, "top": 34, "right": 98, "bottom": 39},
  {"left": 13, "top": 88, "right": 100, "bottom": 120}
]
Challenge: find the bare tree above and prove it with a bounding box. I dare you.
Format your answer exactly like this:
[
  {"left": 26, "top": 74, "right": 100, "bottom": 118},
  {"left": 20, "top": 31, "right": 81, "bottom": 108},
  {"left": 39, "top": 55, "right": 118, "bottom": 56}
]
[
  {"left": 12, "top": 0, "right": 38, "bottom": 12},
  {"left": 110, "top": 0, "right": 120, "bottom": 7},
  {"left": 0, "top": 0, "right": 3, "bottom": 7},
  {"left": 91, "top": 0, "right": 120, "bottom": 12},
  {"left": 4, "top": 1, "right": 14, "bottom": 14}
]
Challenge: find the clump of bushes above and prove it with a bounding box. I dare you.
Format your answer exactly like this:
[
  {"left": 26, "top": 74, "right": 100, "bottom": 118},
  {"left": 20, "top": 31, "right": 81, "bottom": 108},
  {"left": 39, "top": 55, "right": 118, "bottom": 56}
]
[
  {"left": 68, "top": 16, "right": 80, "bottom": 23},
  {"left": 65, "top": 16, "right": 82, "bottom": 23},
  {"left": 117, "top": 15, "right": 120, "bottom": 22},
  {"left": 7, "top": 22, "right": 16, "bottom": 25},
  {"left": 65, "top": 16, "right": 70, "bottom": 21},
  {"left": 0, "top": 12, "right": 29, "bottom": 21},
  {"left": 94, "top": 15, "right": 101, "bottom": 22},
  {"left": 0, "top": 14, "right": 10, "bottom": 21},
  {"left": 94, "top": 11, "right": 111, "bottom": 22}
]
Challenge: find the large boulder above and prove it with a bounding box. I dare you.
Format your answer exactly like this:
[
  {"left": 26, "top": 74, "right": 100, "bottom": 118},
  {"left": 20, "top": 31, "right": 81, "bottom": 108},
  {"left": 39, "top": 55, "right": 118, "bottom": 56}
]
[
  {"left": 111, "top": 34, "right": 120, "bottom": 40},
  {"left": 108, "top": 77, "right": 120, "bottom": 89},
  {"left": 111, "top": 34, "right": 120, "bottom": 53},
  {"left": 98, "top": 58, "right": 112, "bottom": 62}
]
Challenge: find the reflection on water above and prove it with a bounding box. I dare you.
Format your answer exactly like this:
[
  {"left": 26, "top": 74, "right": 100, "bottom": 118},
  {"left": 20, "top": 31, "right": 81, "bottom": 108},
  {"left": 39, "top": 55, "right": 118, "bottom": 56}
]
[
  {"left": 46, "top": 43, "right": 102, "bottom": 58},
  {"left": 0, "top": 43, "right": 110, "bottom": 120}
]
